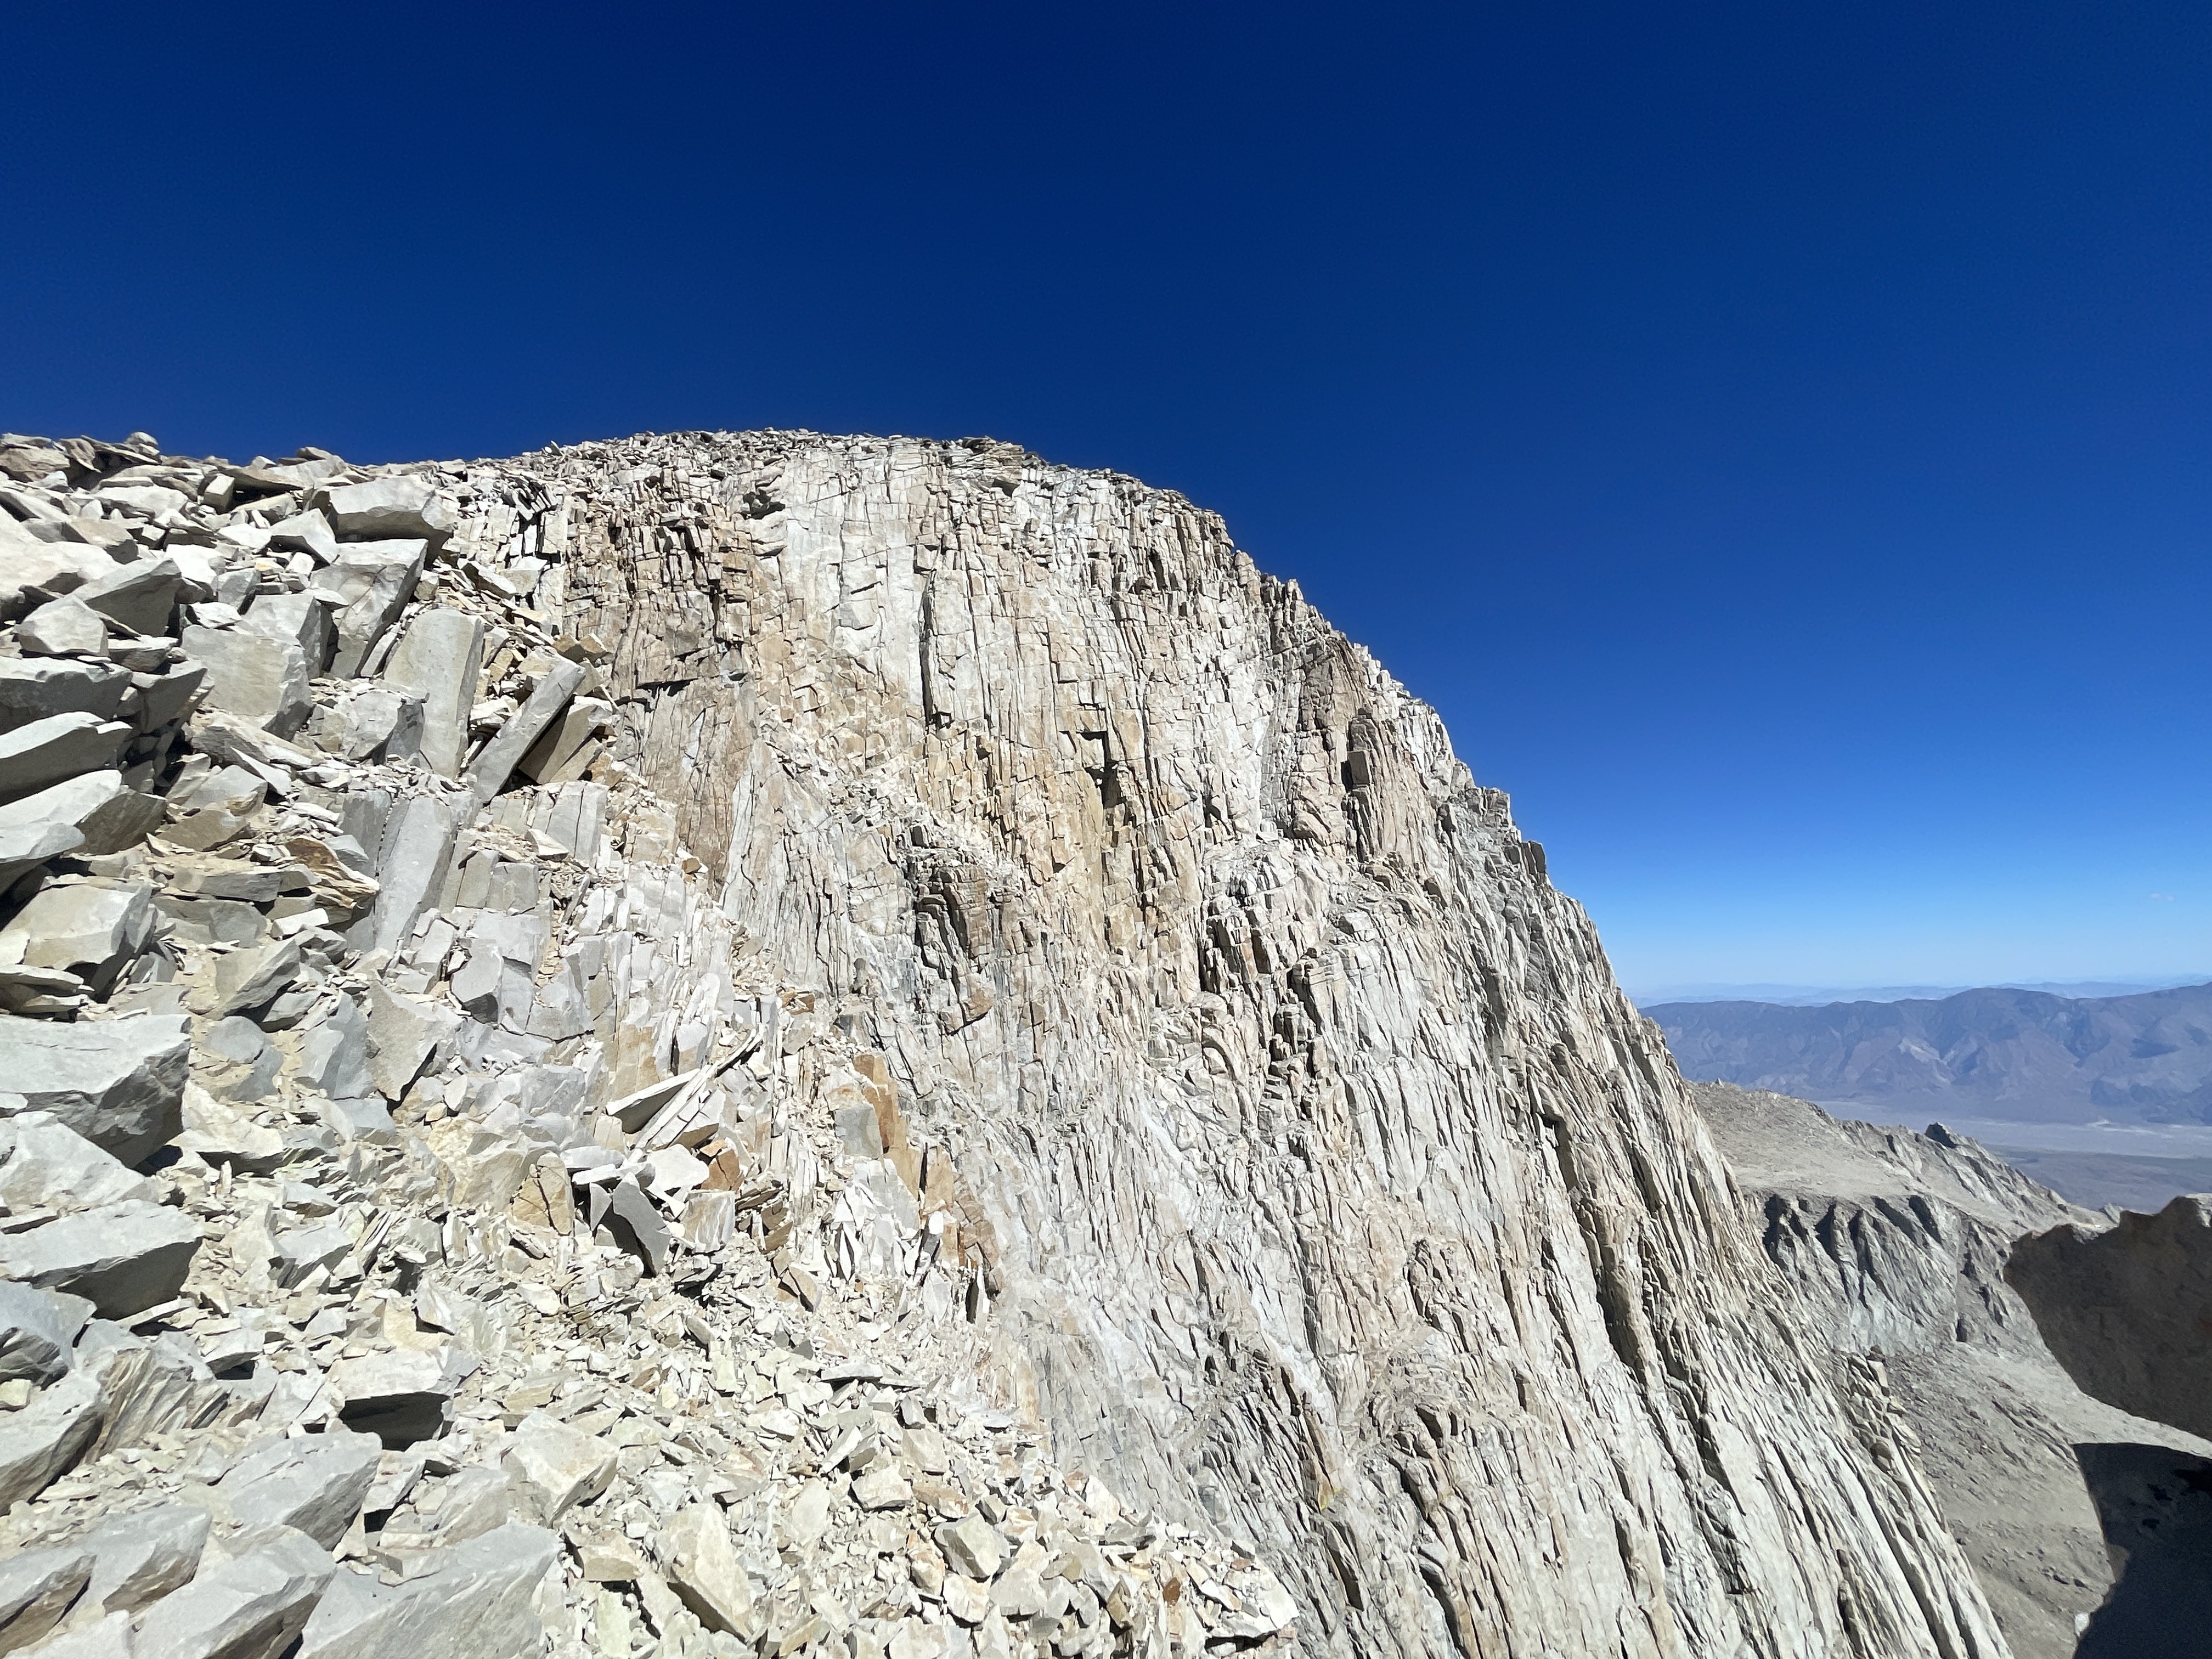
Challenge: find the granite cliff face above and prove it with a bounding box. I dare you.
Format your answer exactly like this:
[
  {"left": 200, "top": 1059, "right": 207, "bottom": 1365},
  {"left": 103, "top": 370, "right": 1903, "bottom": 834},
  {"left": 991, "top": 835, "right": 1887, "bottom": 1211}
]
[
  {"left": 0, "top": 428, "right": 2013, "bottom": 1658},
  {"left": 531, "top": 430, "right": 2012, "bottom": 1656}
]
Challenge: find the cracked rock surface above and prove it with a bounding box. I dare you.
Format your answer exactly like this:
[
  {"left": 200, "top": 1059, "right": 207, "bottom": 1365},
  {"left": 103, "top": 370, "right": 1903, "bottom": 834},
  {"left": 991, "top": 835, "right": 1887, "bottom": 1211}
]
[{"left": 0, "top": 426, "right": 2015, "bottom": 1657}]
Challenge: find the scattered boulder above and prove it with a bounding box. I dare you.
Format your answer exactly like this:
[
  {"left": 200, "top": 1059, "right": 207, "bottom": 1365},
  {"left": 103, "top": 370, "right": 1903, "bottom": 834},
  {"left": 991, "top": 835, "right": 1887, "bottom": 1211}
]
[
  {"left": 501, "top": 1411, "right": 616, "bottom": 1525},
  {"left": 16, "top": 596, "right": 106, "bottom": 658},
  {"left": 465, "top": 658, "right": 583, "bottom": 805},
  {"left": 363, "top": 983, "right": 460, "bottom": 1102},
  {"left": 179, "top": 627, "right": 312, "bottom": 738},
  {"left": 330, "top": 1349, "right": 468, "bottom": 1448},
  {"left": 0, "top": 659, "right": 133, "bottom": 736},
  {"left": 0, "top": 1370, "right": 104, "bottom": 1507},
  {"left": 0, "top": 821, "right": 82, "bottom": 901},
  {"left": 0, "top": 880, "right": 155, "bottom": 992},
  {"left": 0, "top": 1281, "right": 93, "bottom": 1385},
  {"left": 72, "top": 557, "right": 181, "bottom": 637},
  {"left": 0, "top": 771, "right": 164, "bottom": 857},
  {"left": 0, "top": 1111, "right": 156, "bottom": 1216},
  {"left": 658, "top": 1503, "right": 755, "bottom": 1634},
  {"left": 315, "top": 541, "right": 427, "bottom": 679},
  {"left": 380, "top": 609, "right": 483, "bottom": 778}
]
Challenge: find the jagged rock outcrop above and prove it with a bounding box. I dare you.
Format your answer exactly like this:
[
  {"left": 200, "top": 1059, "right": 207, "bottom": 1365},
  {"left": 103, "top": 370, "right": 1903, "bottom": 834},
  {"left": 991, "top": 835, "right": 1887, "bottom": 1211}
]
[
  {"left": 1691, "top": 1082, "right": 2212, "bottom": 1658},
  {"left": 0, "top": 426, "right": 2021, "bottom": 1658}
]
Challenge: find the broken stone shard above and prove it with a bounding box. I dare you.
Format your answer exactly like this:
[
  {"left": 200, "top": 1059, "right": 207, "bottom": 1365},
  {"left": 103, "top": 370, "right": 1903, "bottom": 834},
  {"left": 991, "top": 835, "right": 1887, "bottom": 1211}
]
[
  {"left": 0, "top": 1282, "right": 92, "bottom": 1385},
  {"left": 363, "top": 981, "right": 461, "bottom": 1103},
  {"left": 0, "top": 1544, "right": 93, "bottom": 1653}
]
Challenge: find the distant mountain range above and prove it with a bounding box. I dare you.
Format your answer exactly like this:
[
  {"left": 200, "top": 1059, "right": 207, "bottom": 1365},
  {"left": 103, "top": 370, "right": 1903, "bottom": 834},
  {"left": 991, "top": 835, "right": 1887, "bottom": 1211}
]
[
  {"left": 1649, "top": 981, "right": 2212, "bottom": 1124},
  {"left": 1633, "top": 976, "right": 2207, "bottom": 1006}
]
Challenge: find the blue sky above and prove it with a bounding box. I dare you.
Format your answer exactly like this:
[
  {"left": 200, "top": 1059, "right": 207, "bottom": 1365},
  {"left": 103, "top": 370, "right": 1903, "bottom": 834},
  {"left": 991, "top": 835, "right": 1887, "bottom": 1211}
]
[{"left": 5, "top": 2, "right": 2208, "bottom": 991}]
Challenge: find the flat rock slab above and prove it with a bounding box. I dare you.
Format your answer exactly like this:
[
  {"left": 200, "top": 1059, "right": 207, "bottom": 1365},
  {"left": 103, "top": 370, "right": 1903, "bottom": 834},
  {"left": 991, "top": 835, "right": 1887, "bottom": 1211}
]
[
  {"left": 0, "top": 1012, "right": 189, "bottom": 1165},
  {"left": 0, "top": 1199, "right": 201, "bottom": 1317},
  {"left": 131, "top": 1523, "right": 333, "bottom": 1659},
  {"left": 297, "top": 1522, "right": 553, "bottom": 1659},
  {"left": 213, "top": 1430, "right": 382, "bottom": 1549},
  {"left": 0, "top": 713, "right": 132, "bottom": 805}
]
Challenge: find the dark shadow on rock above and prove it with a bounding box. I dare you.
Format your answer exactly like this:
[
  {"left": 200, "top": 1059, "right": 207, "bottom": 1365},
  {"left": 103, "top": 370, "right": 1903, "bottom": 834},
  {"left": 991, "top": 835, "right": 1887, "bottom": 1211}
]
[{"left": 2074, "top": 1442, "right": 2212, "bottom": 1657}]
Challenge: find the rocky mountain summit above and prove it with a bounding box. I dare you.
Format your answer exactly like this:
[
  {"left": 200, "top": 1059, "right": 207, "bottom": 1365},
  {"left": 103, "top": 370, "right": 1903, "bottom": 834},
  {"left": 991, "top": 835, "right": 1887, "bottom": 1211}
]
[{"left": 0, "top": 426, "right": 2022, "bottom": 1657}]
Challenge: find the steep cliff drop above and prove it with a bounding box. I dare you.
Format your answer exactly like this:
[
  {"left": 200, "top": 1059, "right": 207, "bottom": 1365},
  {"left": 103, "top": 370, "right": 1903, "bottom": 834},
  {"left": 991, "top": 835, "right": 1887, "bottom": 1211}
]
[{"left": 0, "top": 428, "right": 2006, "bottom": 1658}]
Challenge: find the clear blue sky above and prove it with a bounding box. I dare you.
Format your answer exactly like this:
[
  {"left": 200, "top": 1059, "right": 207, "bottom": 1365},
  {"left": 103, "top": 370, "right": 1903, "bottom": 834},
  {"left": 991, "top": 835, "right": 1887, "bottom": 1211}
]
[{"left": 6, "top": 2, "right": 2208, "bottom": 991}]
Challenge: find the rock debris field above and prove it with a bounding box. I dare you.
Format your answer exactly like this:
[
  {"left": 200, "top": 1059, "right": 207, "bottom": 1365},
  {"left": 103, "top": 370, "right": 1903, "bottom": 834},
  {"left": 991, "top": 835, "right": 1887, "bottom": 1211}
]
[
  {"left": 0, "top": 425, "right": 2029, "bottom": 1659},
  {"left": 0, "top": 431, "right": 1291, "bottom": 1659}
]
